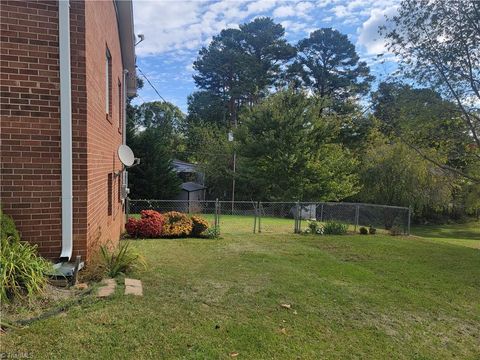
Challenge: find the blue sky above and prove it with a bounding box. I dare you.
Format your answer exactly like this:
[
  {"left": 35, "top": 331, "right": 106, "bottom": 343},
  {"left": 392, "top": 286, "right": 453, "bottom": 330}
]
[{"left": 132, "top": 0, "right": 399, "bottom": 112}]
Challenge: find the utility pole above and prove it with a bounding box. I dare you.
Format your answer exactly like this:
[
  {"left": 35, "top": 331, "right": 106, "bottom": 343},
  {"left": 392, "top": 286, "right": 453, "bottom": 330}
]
[{"left": 229, "top": 130, "right": 235, "bottom": 214}]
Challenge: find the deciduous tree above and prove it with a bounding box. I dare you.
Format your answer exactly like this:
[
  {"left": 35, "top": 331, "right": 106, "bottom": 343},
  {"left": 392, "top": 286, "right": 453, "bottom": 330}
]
[
  {"left": 382, "top": 0, "right": 480, "bottom": 159},
  {"left": 236, "top": 90, "right": 359, "bottom": 201}
]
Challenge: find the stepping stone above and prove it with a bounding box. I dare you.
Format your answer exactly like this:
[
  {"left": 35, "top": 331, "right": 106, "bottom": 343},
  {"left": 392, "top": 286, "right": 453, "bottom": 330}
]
[
  {"left": 97, "top": 278, "right": 116, "bottom": 297},
  {"left": 124, "top": 278, "right": 143, "bottom": 296}
]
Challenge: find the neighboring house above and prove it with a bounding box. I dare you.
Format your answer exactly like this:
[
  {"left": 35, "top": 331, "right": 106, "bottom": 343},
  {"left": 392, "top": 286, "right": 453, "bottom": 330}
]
[
  {"left": 0, "top": 0, "right": 136, "bottom": 262},
  {"left": 172, "top": 160, "right": 206, "bottom": 211}
]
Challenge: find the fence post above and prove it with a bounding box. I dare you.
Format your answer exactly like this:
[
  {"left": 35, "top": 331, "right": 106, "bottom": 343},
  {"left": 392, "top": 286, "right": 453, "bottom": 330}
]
[
  {"left": 354, "top": 204, "right": 360, "bottom": 233},
  {"left": 253, "top": 201, "right": 257, "bottom": 234},
  {"left": 126, "top": 197, "right": 130, "bottom": 221},
  {"left": 294, "top": 202, "right": 298, "bottom": 233},
  {"left": 258, "top": 201, "right": 262, "bottom": 233},
  {"left": 298, "top": 202, "right": 302, "bottom": 233},
  {"left": 407, "top": 206, "right": 412, "bottom": 235},
  {"left": 215, "top": 198, "right": 220, "bottom": 234},
  {"left": 320, "top": 203, "right": 324, "bottom": 222}
]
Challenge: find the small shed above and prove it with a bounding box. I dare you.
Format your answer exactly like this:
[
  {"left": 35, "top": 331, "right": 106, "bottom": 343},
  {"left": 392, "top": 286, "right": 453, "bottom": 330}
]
[
  {"left": 172, "top": 160, "right": 207, "bottom": 212},
  {"left": 175, "top": 182, "right": 207, "bottom": 213},
  {"left": 176, "top": 182, "right": 207, "bottom": 202}
]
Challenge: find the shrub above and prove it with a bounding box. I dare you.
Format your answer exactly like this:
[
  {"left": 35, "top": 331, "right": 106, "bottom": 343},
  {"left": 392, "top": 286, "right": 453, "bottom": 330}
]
[
  {"left": 82, "top": 241, "right": 146, "bottom": 281},
  {"left": 191, "top": 215, "right": 210, "bottom": 237},
  {"left": 1, "top": 209, "right": 20, "bottom": 242},
  {"left": 359, "top": 226, "right": 368, "bottom": 235},
  {"left": 390, "top": 226, "right": 402, "bottom": 236},
  {"left": 126, "top": 210, "right": 164, "bottom": 238},
  {"left": 125, "top": 218, "right": 140, "bottom": 237},
  {"left": 1, "top": 225, "right": 52, "bottom": 302},
  {"left": 323, "top": 221, "right": 348, "bottom": 235},
  {"left": 204, "top": 226, "right": 220, "bottom": 239},
  {"left": 302, "top": 220, "right": 324, "bottom": 235},
  {"left": 369, "top": 226, "right": 377, "bottom": 235},
  {"left": 141, "top": 209, "right": 163, "bottom": 221},
  {"left": 100, "top": 241, "right": 146, "bottom": 277},
  {"left": 162, "top": 211, "right": 193, "bottom": 237}
]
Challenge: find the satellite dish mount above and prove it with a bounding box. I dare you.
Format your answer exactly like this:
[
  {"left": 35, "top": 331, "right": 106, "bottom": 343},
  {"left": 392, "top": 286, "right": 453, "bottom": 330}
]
[{"left": 117, "top": 145, "right": 139, "bottom": 168}]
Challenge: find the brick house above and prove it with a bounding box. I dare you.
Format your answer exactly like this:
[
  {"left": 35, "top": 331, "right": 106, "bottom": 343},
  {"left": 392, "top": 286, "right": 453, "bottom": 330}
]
[{"left": 0, "top": 0, "right": 137, "bottom": 262}]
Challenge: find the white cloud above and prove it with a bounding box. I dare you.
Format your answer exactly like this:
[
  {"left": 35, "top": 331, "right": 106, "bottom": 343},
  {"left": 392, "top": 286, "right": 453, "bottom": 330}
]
[
  {"left": 133, "top": 0, "right": 400, "bottom": 58},
  {"left": 133, "top": 0, "right": 297, "bottom": 56},
  {"left": 247, "top": 0, "right": 277, "bottom": 13},
  {"left": 135, "top": 1, "right": 304, "bottom": 57},
  {"left": 281, "top": 20, "right": 308, "bottom": 33},
  {"left": 133, "top": 1, "right": 203, "bottom": 55},
  {"left": 316, "top": 0, "right": 340, "bottom": 8},
  {"left": 273, "top": 1, "right": 315, "bottom": 19},
  {"left": 296, "top": 2, "right": 314, "bottom": 13},
  {"left": 330, "top": 5, "right": 349, "bottom": 17},
  {"left": 329, "top": 0, "right": 396, "bottom": 22},
  {"left": 357, "top": 6, "right": 398, "bottom": 55},
  {"left": 273, "top": 5, "right": 295, "bottom": 18}
]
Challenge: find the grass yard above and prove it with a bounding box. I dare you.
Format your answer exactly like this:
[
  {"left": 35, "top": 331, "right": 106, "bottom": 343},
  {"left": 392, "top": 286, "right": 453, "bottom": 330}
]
[
  {"left": 2, "top": 221, "right": 479, "bottom": 359},
  {"left": 412, "top": 221, "right": 480, "bottom": 249}
]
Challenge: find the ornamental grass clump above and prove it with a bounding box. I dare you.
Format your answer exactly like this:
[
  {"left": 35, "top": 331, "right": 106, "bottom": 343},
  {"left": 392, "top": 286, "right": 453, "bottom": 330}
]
[
  {"left": 100, "top": 241, "right": 146, "bottom": 278},
  {"left": 0, "top": 211, "right": 52, "bottom": 303},
  {"left": 162, "top": 211, "right": 193, "bottom": 237}
]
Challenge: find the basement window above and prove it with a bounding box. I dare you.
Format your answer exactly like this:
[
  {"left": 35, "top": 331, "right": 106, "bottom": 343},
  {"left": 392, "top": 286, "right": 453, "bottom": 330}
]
[{"left": 105, "top": 47, "right": 112, "bottom": 120}]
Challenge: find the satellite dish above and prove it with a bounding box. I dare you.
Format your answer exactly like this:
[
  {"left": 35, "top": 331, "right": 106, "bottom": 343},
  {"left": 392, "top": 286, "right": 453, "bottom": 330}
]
[{"left": 118, "top": 145, "right": 135, "bottom": 167}]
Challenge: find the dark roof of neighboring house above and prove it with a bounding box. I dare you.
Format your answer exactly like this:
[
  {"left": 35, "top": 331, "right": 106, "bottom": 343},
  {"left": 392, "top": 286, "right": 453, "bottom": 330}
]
[
  {"left": 181, "top": 182, "right": 206, "bottom": 192},
  {"left": 114, "top": 0, "right": 136, "bottom": 96},
  {"left": 173, "top": 159, "right": 198, "bottom": 173}
]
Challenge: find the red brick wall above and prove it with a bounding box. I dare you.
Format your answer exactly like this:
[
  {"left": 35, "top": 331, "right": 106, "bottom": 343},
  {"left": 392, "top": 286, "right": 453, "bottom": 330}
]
[
  {"left": 0, "top": 0, "right": 124, "bottom": 260},
  {"left": 84, "top": 0, "right": 125, "bottom": 255}
]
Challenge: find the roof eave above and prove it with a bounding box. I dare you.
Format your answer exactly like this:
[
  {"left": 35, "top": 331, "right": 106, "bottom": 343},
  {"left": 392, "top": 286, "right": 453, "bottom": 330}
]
[{"left": 115, "top": 0, "right": 137, "bottom": 96}]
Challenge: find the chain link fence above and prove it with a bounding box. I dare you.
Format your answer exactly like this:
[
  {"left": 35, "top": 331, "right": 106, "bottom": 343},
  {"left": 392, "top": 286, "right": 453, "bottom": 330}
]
[{"left": 127, "top": 199, "right": 411, "bottom": 236}]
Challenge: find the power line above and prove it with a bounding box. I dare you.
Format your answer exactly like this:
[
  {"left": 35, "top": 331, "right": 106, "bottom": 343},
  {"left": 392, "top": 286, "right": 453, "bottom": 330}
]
[
  {"left": 136, "top": 66, "right": 168, "bottom": 103},
  {"left": 136, "top": 93, "right": 148, "bottom": 104}
]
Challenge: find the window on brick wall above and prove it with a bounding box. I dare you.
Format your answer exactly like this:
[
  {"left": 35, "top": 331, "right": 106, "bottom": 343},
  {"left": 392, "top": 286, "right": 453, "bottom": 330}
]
[
  {"left": 105, "top": 47, "right": 112, "bottom": 120},
  {"left": 108, "top": 173, "right": 113, "bottom": 216},
  {"left": 118, "top": 79, "right": 123, "bottom": 133},
  {"left": 118, "top": 175, "right": 122, "bottom": 203}
]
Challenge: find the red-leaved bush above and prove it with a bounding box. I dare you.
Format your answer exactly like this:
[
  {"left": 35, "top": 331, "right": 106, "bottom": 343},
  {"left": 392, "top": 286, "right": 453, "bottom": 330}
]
[
  {"left": 126, "top": 210, "right": 164, "bottom": 238},
  {"left": 125, "top": 218, "right": 140, "bottom": 237}
]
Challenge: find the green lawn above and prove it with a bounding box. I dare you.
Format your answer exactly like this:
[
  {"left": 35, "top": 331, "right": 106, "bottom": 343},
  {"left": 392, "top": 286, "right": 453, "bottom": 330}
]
[
  {"left": 412, "top": 221, "right": 480, "bottom": 249},
  {"left": 3, "top": 222, "right": 479, "bottom": 359}
]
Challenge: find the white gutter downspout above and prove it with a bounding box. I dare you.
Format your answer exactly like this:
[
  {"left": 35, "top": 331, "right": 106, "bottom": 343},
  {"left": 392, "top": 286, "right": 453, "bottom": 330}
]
[
  {"left": 59, "top": 0, "right": 73, "bottom": 261},
  {"left": 123, "top": 70, "right": 128, "bottom": 145},
  {"left": 123, "top": 69, "right": 128, "bottom": 210}
]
